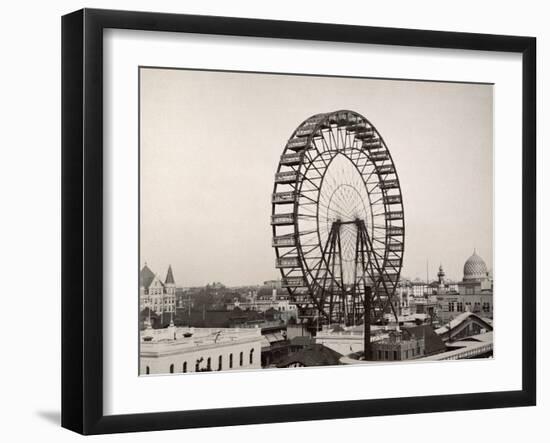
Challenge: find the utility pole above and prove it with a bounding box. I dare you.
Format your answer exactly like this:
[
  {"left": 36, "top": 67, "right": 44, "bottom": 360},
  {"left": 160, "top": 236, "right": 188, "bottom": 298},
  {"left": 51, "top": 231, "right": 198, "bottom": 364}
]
[
  {"left": 426, "top": 259, "right": 429, "bottom": 297},
  {"left": 364, "top": 286, "right": 372, "bottom": 360}
]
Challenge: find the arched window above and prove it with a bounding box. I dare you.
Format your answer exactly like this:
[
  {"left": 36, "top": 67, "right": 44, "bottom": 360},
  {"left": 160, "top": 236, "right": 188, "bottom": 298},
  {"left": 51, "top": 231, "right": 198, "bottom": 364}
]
[
  {"left": 207, "top": 357, "right": 212, "bottom": 371},
  {"left": 146, "top": 366, "right": 150, "bottom": 375},
  {"left": 183, "top": 362, "right": 187, "bottom": 373},
  {"left": 218, "top": 355, "right": 222, "bottom": 371},
  {"left": 229, "top": 353, "right": 233, "bottom": 368},
  {"left": 169, "top": 364, "right": 174, "bottom": 373},
  {"left": 239, "top": 352, "right": 243, "bottom": 366},
  {"left": 249, "top": 348, "right": 254, "bottom": 364}
]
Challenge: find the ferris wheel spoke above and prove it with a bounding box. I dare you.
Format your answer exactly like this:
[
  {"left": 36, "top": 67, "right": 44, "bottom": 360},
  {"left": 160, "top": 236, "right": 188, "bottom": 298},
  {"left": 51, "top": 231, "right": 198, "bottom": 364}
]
[
  {"left": 334, "top": 128, "right": 342, "bottom": 149},
  {"left": 302, "top": 246, "right": 321, "bottom": 257},
  {"left": 297, "top": 213, "right": 319, "bottom": 219},
  {"left": 323, "top": 199, "right": 354, "bottom": 220},
  {"left": 319, "top": 130, "right": 331, "bottom": 151},
  {"left": 306, "top": 145, "right": 329, "bottom": 169},
  {"left": 367, "top": 183, "right": 382, "bottom": 195},
  {"left": 363, "top": 168, "right": 379, "bottom": 185},
  {"left": 331, "top": 128, "right": 341, "bottom": 151},
  {"left": 319, "top": 193, "right": 357, "bottom": 218},
  {"left": 299, "top": 174, "right": 322, "bottom": 192},
  {"left": 318, "top": 134, "right": 330, "bottom": 153}
]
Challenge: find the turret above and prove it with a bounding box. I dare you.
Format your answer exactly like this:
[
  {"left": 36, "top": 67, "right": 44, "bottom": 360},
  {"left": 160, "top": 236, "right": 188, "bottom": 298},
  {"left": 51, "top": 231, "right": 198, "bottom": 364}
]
[
  {"left": 437, "top": 264, "right": 446, "bottom": 291},
  {"left": 165, "top": 265, "right": 176, "bottom": 295}
]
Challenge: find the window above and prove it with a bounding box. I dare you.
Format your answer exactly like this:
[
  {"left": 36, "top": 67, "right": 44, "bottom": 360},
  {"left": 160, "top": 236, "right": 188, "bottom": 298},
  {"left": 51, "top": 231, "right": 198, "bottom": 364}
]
[
  {"left": 377, "top": 350, "right": 382, "bottom": 360},
  {"left": 218, "top": 355, "right": 222, "bottom": 371},
  {"left": 457, "top": 302, "right": 463, "bottom": 312},
  {"left": 239, "top": 352, "right": 243, "bottom": 366},
  {"left": 195, "top": 360, "right": 200, "bottom": 372},
  {"left": 207, "top": 357, "right": 211, "bottom": 371},
  {"left": 393, "top": 350, "right": 398, "bottom": 361},
  {"left": 183, "top": 362, "right": 187, "bottom": 373},
  {"left": 146, "top": 366, "right": 150, "bottom": 375},
  {"left": 229, "top": 353, "right": 233, "bottom": 368},
  {"left": 384, "top": 351, "right": 389, "bottom": 360},
  {"left": 249, "top": 349, "right": 254, "bottom": 365},
  {"left": 170, "top": 364, "right": 174, "bottom": 374}
]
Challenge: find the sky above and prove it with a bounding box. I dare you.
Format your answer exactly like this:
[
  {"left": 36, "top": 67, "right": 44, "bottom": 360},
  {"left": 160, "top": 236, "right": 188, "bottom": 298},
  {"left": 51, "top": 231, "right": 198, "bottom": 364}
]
[{"left": 140, "top": 68, "right": 493, "bottom": 287}]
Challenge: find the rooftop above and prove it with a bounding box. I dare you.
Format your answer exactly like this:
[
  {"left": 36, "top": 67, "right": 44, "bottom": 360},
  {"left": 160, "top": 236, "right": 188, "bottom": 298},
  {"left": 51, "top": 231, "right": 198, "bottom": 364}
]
[
  {"left": 402, "top": 325, "right": 447, "bottom": 356},
  {"left": 276, "top": 344, "right": 343, "bottom": 368},
  {"left": 435, "top": 311, "right": 493, "bottom": 335},
  {"left": 140, "top": 264, "right": 155, "bottom": 289},
  {"left": 417, "top": 332, "right": 493, "bottom": 361},
  {"left": 140, "top": 327, "right": 262, "bottom": 356}
]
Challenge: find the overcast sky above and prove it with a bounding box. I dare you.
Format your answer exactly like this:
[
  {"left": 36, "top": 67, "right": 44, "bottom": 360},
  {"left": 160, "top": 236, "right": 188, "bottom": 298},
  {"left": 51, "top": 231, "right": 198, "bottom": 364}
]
[{"left": 140, "top": 68, "right": 493, "bottom": 287}]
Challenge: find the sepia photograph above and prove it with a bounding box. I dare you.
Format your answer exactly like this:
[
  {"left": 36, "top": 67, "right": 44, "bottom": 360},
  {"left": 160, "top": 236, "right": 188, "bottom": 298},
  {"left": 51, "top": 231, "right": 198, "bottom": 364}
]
[{"left": 138, "top": 67, "right": 494, "bottom": 376}]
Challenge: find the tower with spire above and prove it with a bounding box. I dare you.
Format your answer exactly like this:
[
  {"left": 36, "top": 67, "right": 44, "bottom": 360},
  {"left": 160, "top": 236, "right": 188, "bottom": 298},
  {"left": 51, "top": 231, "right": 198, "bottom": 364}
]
[
  {"left": 165, "top": 265, "right": 176, "bottom": 324},
  {"left": 165, "top": 265, "right": 176, "bottom": 295},
  {"left": 437, "top": 263, "right": 446, "bottom": 291}
]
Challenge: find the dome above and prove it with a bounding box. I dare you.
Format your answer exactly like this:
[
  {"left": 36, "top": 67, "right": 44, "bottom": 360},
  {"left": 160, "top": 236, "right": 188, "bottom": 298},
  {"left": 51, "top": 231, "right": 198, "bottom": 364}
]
[{"left": 463, "top": 250, "right": 488, "bottom": 281}]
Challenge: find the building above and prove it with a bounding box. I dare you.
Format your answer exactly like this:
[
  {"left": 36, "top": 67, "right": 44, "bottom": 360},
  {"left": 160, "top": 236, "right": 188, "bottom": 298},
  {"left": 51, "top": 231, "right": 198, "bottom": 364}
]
[
  {"left": 417, "top": 311, "right": 494, "bottom": 360},
  {"left": 288, "top": 336, "right": 315, "bottom": 353},
  {"left": 371, "top": 329, "right": 425, "bottom": 361},
  {"left": 260, "top": 325, "right": 289, "bottom": 367},
  {"left": 418, "top": 332, "right": 493, "bottom": 360},
  {"left": 316, "top": 324, "right": 388, "bottom": 355},
  {"left": 140, "top": 325, "right": 263, "bottom": 375},
  {"left": 367, "top": 324, "right": 446, "bottom": 361},
  {"left": 174, "top": 307, "right": 272, "bottom": 329},
  {"left": 435, "top": 311, "right": 493, "bottom": 342},
  {"left": 408, "top": 296, "right": 438, "bottom": 320},
  {"left": 168, "top": 307, "right": 291, "bottom": 367},
  {"left": 435, "top": 251, "right": 493, "bottom": 323},
  {"left": 140, "top": 264, "right": 177, "bottom": 315},
  {"left": 225, "top": 283, "right": 298, "bottom": 321},
  {"left": 276, "top": 344, "right": 342, "bottom": 368},
  {"left": 398, "top": 251, "right": 493, "bottom": 325}
]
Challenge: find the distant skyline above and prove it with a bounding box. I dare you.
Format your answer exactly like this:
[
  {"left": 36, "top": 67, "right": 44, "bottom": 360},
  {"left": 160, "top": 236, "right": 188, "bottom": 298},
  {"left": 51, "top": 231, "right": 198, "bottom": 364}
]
[
  {"left": 139, "top": 255, "right": 490, "bottom": 289},
  {"left": 140, "top": 68, "right": 493, "bottom": 287}
]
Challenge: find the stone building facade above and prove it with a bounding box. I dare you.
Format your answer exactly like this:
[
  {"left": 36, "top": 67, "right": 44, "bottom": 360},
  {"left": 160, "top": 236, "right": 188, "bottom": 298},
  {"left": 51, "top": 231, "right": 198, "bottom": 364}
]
[
  {"left": 140, "top": 326, "right": 263, "bottom": 375},
  {"left": 140, "top": 264, "right": 177, "bottom": 315}
]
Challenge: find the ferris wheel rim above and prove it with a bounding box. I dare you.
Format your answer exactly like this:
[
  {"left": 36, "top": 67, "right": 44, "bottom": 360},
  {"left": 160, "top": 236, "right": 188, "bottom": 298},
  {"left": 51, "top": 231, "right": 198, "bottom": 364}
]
[{"left": 272, "top": 110, "right": 405, "bottom": 324}]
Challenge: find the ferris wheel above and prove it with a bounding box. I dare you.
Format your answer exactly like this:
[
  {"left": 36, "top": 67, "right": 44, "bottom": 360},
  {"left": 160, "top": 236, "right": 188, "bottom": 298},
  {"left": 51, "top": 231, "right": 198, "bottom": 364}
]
[{"left": 271, "top": 110, "right": 404, "bottom": 327}]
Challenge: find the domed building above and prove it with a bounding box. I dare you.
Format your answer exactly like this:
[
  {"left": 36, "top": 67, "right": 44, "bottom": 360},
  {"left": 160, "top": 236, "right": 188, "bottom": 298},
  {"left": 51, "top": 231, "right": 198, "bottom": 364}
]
[
  {"left": 463, "top": 250, "right": 489, "bottom": 282},
  {"left": 434, "top": 250, "right": 493, "bottom": 323}
]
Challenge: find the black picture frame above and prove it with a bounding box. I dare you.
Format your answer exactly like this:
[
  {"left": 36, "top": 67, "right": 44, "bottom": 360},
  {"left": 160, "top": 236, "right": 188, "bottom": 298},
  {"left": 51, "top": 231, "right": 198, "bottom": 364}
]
[{"left": 61, "top": 8, "right": 536, "bottom": 435}]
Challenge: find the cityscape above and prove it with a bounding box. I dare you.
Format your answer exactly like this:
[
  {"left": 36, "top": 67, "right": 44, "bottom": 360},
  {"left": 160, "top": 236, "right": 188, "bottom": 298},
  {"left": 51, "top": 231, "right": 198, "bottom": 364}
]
[
  {"left": 139, "top": 250, "right": 493, "bottom": 375},
  {"left": 139, "top": 68, "right": 494, "bottom": 376},
  {"left": 139, "top": 100, "right": 494, "bottom": 375}
]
